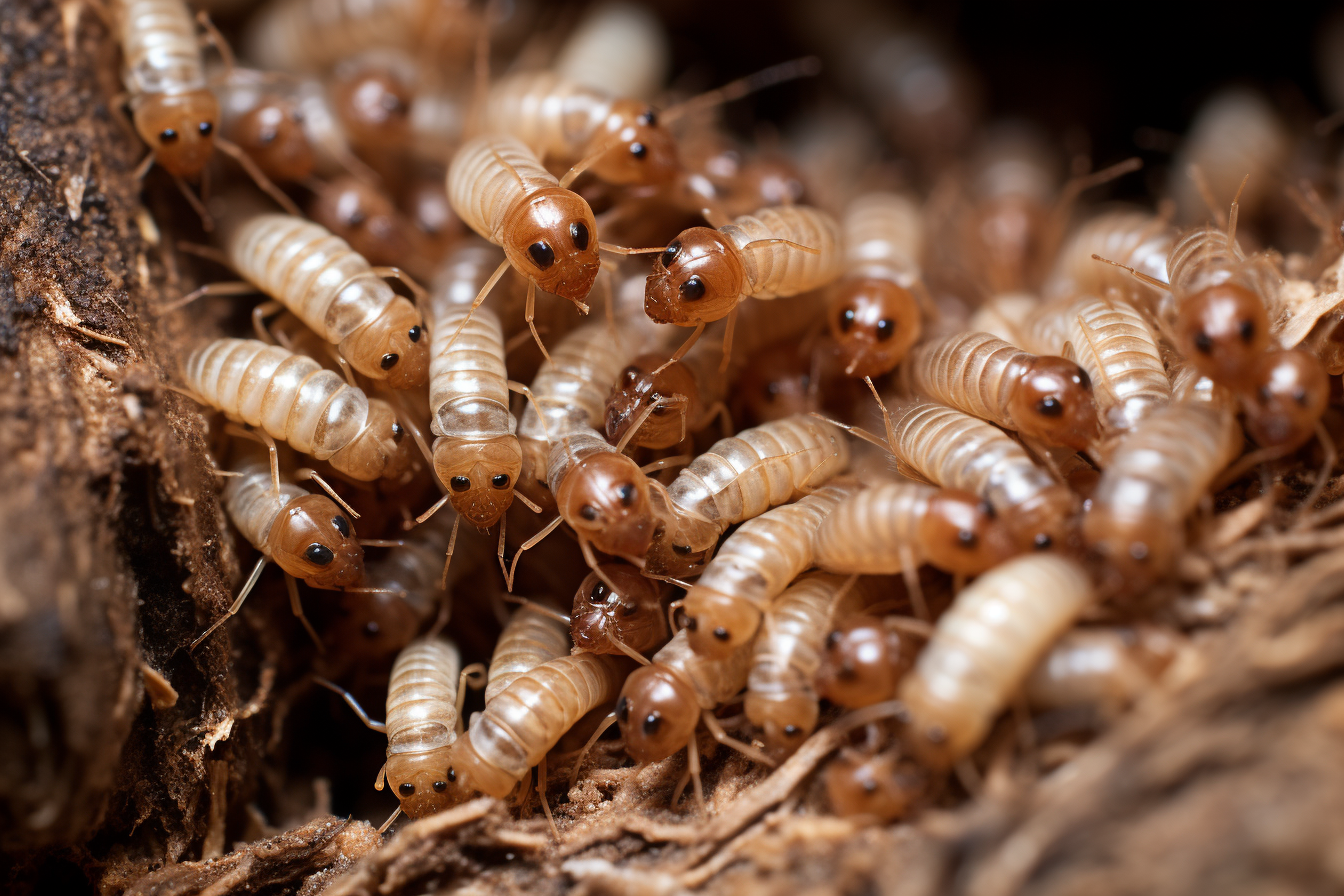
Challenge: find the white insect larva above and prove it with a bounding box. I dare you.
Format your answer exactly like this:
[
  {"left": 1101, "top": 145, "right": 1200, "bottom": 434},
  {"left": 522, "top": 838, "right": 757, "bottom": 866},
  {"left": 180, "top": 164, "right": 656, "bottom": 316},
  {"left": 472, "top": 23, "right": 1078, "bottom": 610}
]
[
  {"left": 681, "top": 481, "right": 862, "bottom": 660},
  {"left": 1082, "top": 401, "right": 1242, "bottom": 581},
  {"left": 380, "top": 636, "right": 464, "bottom": 818},
  {"left": 899, "top": 554, "right": 1094, "bottom": 766},
  {"left": 881, "top": 400, "right": 1076, "bottom": 552},
  {"left": 907, "top": 331, "right": 1099, "bottom": 450},
  {"left": 966, "top": 292, "right": 1038, "bottom": 345},
  {"left": 485, "top": 605, "right": 573, "bottom": 705},
  {"left": 1044, "top": 209, "right": 1173, "bottom": 303},
  {"left": 645, "top": 205, "right": 844, "bottom": 326},
  {"left": 218, "top": 211, "right": 429, "bottom": 388},
  {"left": 183, "top": 338, "right": 411, "bottom": 480},
  {"left": 1024, "top": 625, "right": 1184, "bottom": 720},
  {"left": 426, "top": 241, "right": 521, "bottom": 528},
  {"left": 644, "top": 414, "right": 851, "bottom": 578},
  {"left": 552, "top": 2, "right": 670, "bottom": 101}
]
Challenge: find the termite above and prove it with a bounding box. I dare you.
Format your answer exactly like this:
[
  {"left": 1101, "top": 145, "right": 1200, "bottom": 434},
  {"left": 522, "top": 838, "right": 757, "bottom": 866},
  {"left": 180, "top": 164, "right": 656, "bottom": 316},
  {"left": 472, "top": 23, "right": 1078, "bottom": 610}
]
[
  {"left": 1043, "top": 210, "right": 1173, "bottom": 304},
  {"left": 823, "top": 747, "right": 927, "bottom": 822},
  {"left": 603, "top": 332, "right": 729, "bottom": 451},
  {"left": 681, "top": 481, "right": 862, "bottom": 660},
  {"left": 814, "top": 615, "right": 923, "bottom": 710},
  {"left": 899, "top": 554, "right": 1094, "bottom": 767},
  {"left": 1082, "top": 401, "right": 1242, "bottom": 581},
  {"left": 1025, "top": 625, "right": 1183, "bottom": 721},
  {"left": 485, "top": 604, "right": 573, "bottom": 705},
  {"left": 189, "top": 209, "right": 429, "bottom": 388},
  {"left": 875, "top": 400, "right": 1077, "bottom": 552},
  {"left": 644, "top": 415, "right": 851, "bottom": 578},
  {"left": 194, "top": 456, "right": 364, "bottom": 649},
  {"left": 570, "top": 563, "right": 671, "bottom": 661},
  {"left": 907, "top": 332, "right": 1100, "bottom": 451},
  {"left": 827, "top": 192, "right": 924, "bottom": 378},
  {"left": 308, "top": 177, "right": 436, "bottom": 280},
  {"left": 216, "top": 77, "right": 316, "bottom": 185},
  {"left": 1240, "top": 349, "right": 1329, "bottom": 453},
  {"left": 182, "top": 338, "right": 413, "bottom": 481},
  {"left": 1171, "top": 88, "right": 1288, "bottom": 227},
  {"left": 552, "top": 1, "right": 670, "bottom": 102}
]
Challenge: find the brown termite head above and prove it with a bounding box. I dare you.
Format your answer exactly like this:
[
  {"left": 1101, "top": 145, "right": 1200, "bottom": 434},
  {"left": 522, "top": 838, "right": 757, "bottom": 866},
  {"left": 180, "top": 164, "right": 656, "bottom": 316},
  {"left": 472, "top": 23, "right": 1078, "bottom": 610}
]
[
  {"left": 338, "top": 297, "right": 429, "bottom": 389},
  {"left": 267, "top": 495, "right": 364, "bottom": 588},
  {"left": 642, "top": 512, "right": 719, "bottom": 577},
  {"left": 744, "top": 686, "right": 819, "bottom": 755},
  {"left": 327, "top": 589, "right": 421, "bottom": 660},
  {"left": 1174, "top": 282, "right": 1270, "bottom": 388},
  {"left": 1242, "top": 349, "right": 1328, "bottom": 452},
  {"left": 824, "top": 749, "right": 925, "bottom": 821},
  {"left": 311, "top": 177, "right": 420, "bottom": 269},
  {"left": 682, "top": 588, "right": 759, "bottom": 660},
  {"left": 615, "top": 665, "right": 700, "bottom": 763},
  {"left": 1009, "top": 356, "right": 1100, "bottom": 451},
  {"left": 604, "top": 353, "right": 698, "bottom": 450},
  {"left": 386, "top": 748, "right": 463, "bottom": 818},
  {"left": 234, "top": 96, "right": 314, "bottom": 183},
  {"left": 1082, "top": 503, "right": 1180, "bottom": 584},
  {"left": 570, "top": 563, "right": 668, "bottom": 654},
  {"left": 329, "top": 398, "right": 414, "bottom": 481},
  {"left": 732, "top": 341, "right": 814, "bottom": 427},
  {"left": 827, "top": 277, "right": 922, "bottom": 378},
  {"left": 815, "top": 617, "right": 915, "bottom": 709},
  {"left": 918, "top": 488, "right": 1020, "bottom": 574},
  {"left": 503, "top": 188, "right": 601, "bottom": 303},
  {"left": 644, "top": 227, "right": 747, "bottom": 325},
  {"left": 134, "top": 89, "right": 220, "bottom": 179},
  {"left": 591, "top": 103, "right": 680, "bottom": 186},
  {"left": 432, "top": 435, "right": 522, "bottom": 528},
  {"left": 332, "top": 67, "right": 412, "bottom": 149},
  {"left": 555, "top": 452, "right": 655, "bottom": 556},
  {"left": 1004, "top": 489, "right": 1077, "bottom": 554}
]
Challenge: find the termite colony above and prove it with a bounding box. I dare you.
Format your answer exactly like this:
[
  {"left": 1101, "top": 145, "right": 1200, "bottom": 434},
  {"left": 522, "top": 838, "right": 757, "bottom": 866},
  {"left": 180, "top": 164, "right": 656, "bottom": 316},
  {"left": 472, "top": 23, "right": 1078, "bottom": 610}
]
[{"left": 116, "top": 0, "right": 1344, "bottom": 847}]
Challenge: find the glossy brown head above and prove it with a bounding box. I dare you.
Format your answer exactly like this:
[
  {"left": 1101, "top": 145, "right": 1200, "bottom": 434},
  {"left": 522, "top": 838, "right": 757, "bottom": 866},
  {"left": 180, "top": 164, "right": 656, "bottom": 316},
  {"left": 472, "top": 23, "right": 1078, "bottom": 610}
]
[
  {"left": 234, "top": 97, "right": 313, "bottom": 183},
  {"left": 555, "top": 452, "right": 655, "bottom": 557},
  {"left": 1175, "top": 282, "right": 1270, "bottom": 388},
  {"left": 642, "top": 512, "right": 719, "bottom": 577},
  {"left": 134, "top": 89, "right": 220, "bottom": 179},
  {"left": 311, "top": 177, "right": 421, "bottom": 269},
  {"left": 591, "top": 103, "right": 680, "bottom": 186},
  {"left": 744, "top": 688, "right": 819, "bottom": 756},
  {"left": 824, "top": 749, "right": 925, "bottom": 821},
  {"left": 1082, "top": 505, "right": 1179, "bottom": 584},
  {"left": 827, "top": 277, "right": 922, "bottom": 377},
  {"left": 332, "top": 67, "right": 412, "bottom": 149},
  {"left": 432, "top": 435, "right": 521, "bottom": 528},
  {"left": 917, "top": 489, "right": 1019, "bottom": 574},
  {"left": 644, "top": 227, "right": 747, "bottom": 325},
  {"left": 730, "top": 341, "right": 814, "bottom": 428},
  {"left": 385, "top": 749, "right": 460, "bottom": 818},
  {"left": 682, "top": 588, "right": 759, "bottom": 660},
  {"left": 340, "top": 297, "right": 429, "bottom": 389},
  {"left": 503, "top": 187, "right": 600, "bottom": 303},
  {"left": 267, "top": 495, "right": 364, "bottom": 588},
  {"left": 570, "top": 563, "right": 669, "bottom": 655},
  {"left": 605, "top": 353, "right": 698, "bottom": 450},
  {"left": 326, "top": 589, "right": 421, "bottom": 661},
  {"left": 329, "top": 398, "right": 413, "bottom": 481},
  {"left": 1008, "top": 356, "right": 1100, "bottom": 450},
  {"left": 1242, "top": 349, "right": 1328, "bottom": 452},
  {"left": 814, "top": 617, "right": 914, "bottom": 709},
  {"left": 616, "top": 665, "right": 699, "bottom": 763}
]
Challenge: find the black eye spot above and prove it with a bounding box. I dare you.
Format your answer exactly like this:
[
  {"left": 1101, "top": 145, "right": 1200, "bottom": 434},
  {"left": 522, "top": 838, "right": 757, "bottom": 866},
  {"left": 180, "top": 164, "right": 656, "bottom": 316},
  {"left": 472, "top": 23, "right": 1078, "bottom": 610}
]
[
  {"left": 672, "top": 544, "right": 692, "bottom": 556},
  {"left": 838, "top": 307, "right": 857, "bottom": 333},
  {"left": 876, "top": 318, "right": 895, "bottom": 341},
  {"left": 616, "top": 483, "right": 636, "bottom": 506},
  {"left": 363, "top": 621, "right": 380, "bottom": 638},
  {"left": 450, "top": 476, "right": 470, "bottom": 492},
  {"left": 570, "top": 221, "right": 590, "bottom": 250},
  {"left": 685, "top": 616, "right": 698, "bottom": 631},
  {"left": 1034, "top": 533, "right": 1053, "bottom": 550},
  {"left": 1129, "top": 542, "right": 1150, "bottom": 562},
  {"left": 1193, "top": 332, "right": 1213, "bottom": 354},
  {"left": 1076, "top": 368, "right": 1092, "bottom": 390},
  {"left": 660, "top": 241, "right": 681, "bottom": 269},
  {"left": 392, "top": 422, "right": 404, "bottom": 442},
  {"left": 398, "top": 783, "right": 415, "bottom": 796},
  {"left": 862, "top": 778, "right": 878, "bottom": 794},
  {"left": 590, "top": 582, "right": 610, "bottom": 604},
  {"left": 979, "top": 501, "right": 997, "bottom": 519},
  {"left": 381, "top": 352, "right": 399, "bottom": 370},
  {"left": 408, "top": 325, "right": 422, "bottom": 342},
  {"left": 957, "top": 529, "right": 977, "bottom": 547},
  {"left": 580, "top": 505, "right": 599, "bottom": 522},
  {"left": 347, "top": 208, "right": 367, "bottom": 227},
  {"left": 630, "top": 141, "right": 647, "bottom": 159},
  {"left": 159, "top": 128, "right": 179, "bottom": 144},
  {"left": 1240, "top": 320, "right": 1256, "bottom": 343},
  {"left": 1294, "top": 387, "right": 1310, "bottom": 407},
  {"left": 784, "top": 725, "right": 801, "bottom": 737},
  {"left": 616, "top": 696, "right": 630, "bottom": 723},
  {"left": 528, "top": 241, "right": 555, "bottom": 269},
  {"left": 198, "top": 121, "right": 213, "bottom": 136},
  {"left": 1036, "top": 396, "right": 1063, "bottom": 417},
  {"left": 446, "top": 768, "right": 456, "bottom": 782},
  {"left": 713, "top": 626, "right": 730, "bottom": 641},
  {"left": 492, "top": 474, "right": 509, "bottom": 488},
  {"left": 679, "top": 276, "right": 706, "bottom": 301},
  {"left": 643, "top": 712, "right": 662, "bottom": 735},
  {"left": 432, "top": 780, "right": 447, "bottom": 792},
  {"left": 257, "top": 126, "right": 277, "bottom": 145},
  {"left": 305, "top": 543, "right": 335, "bottom": 565},
  {"left": 826, "top": 631, "right": 841, "bottom": 649},
  {"left": 639, "top": 109, "right": 658, "bottom": 126},
  {"left": 332, "top": 515, "right": 350, "bottom": 537}
]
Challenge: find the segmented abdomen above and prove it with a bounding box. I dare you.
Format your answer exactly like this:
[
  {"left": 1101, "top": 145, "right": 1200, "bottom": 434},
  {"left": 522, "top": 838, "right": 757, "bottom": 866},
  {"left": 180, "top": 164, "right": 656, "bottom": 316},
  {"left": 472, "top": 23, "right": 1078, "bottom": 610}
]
[
  {"left": 482, "top": 72, "right": 613, "bottom": 163},
  {"left": 485, "top": 606, "right": 572, "bottom": 705},
  {"left": 1045, "top": 210, "right": 1173, "bottom": 302},
  {"left": 385, "top": 637, "right": 461, "bottom": 757},
  {"left": 722, "top": 206, "right": 843, "bottom": 298},
  {"left": 447, "top": 136, "right": 558, "bottom": 245},
  {"left": 118, "top": 0, "right": 205, "bottom": 96},
  {"left": 908, "top": 331, "right": 1030, "bottom": 430},
  {"left": 841, "top": 192, "right": 923, "bottom": 283},
  {"left": 813, "top": 481, "right": 936, "bottom": 574},
  {"left": 222, "top": 460, "right": 306, "bottom": 551}
]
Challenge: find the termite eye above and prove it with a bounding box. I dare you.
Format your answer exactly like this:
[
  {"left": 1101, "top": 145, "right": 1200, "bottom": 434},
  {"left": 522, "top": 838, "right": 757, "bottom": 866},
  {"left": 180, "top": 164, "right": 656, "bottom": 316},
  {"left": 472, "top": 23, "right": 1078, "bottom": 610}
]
[
  {"left": 684, "top": 616, "right": 698, "bottom": 631},
  {"left": 957, "top": 529, "right": 977, "bottom": 547},
  {"left": 381, "top": 353, "right": 399, "bottom": 370},
  {"left": 528, "top": 241, "right": 556, "bottom": 269},
  {"left": 1193, "top": 332, "right": 1213, "bottom": 354},
  {"left": 643, "top": 712, "right": 662, "bottom": 735},
  {"left": 305, "top": 543, "right": 335, "bottom": 565},
  {"left": 660, "top": 242, "right": 681, "bottom": 268},
  {"left": 1035, "top": 396, "right": 1063, "bottom": 417},
  {"left": 590, "top": 582, "right": 610, "bottom": 603},
  {"left": 713, "top": 626, "right": 730, "bottom": 641},
  {"left": 1240, "top": 320, "right": 1256, "bottom": 343},
  {"left": 1129, "top": 542, "right": 1150, "bottom": 562},
  {"left": 159, "top": 128, "right": 179, "bottom": 143},
  {"left": 408, "top": 326, "right": 422, "bottom": 342},
  {"left": 875, "top": 318, "right": 895, "bottom": 341},
  {"left": 979, "top": 501, "right": 996, "bottom": 519},
  {"left": 391, "top": 422, "right": 405, "bottom": 442},
  {"left": 616, "top": 483, "right": 636, "bottom": 505},
  {"left": 347, "top": 209, "right": 367, "bottom": 226},
  {"left": 639, "top": 109, "right": 657, "bottom": 126},
  {"left": 826, "top": 631, "right": 841, "bottom": 649},
  {"left": 862, "top": 779, "right": 878, "bottom": 794},
  {"left": 1076, "top": 369, "right": 1092, "bottom": 390},
  {"left": 398, "top": 783, "right": 415, "bottom": 797},
  {"left": 570, "top": 221, "right": 590, "bottom": 250},
  {"left": 446, "top": 768, "right": 456, "bottom": 782},
  {"left": 1034, "top": 533, "right": 1053, "bottom": 550},
  {"left": 257, "top": 127, "right": 277, "bottom": 145},
  {"left": 616, "top": 696, "right": 630, "bottom": 723},
  {"left": 432, "top": 781, "right": 447, "bottom": 793},
  {"left": 363, "top": 621, "right": 380, "bottom": 638},
  {"left": 838, "top": 307, "right": 857, "bottom": 333},
  {"left": 332, "top": 515, "right": 350, "bottom": 537},
  {"left": 198, "top": 121, "right": 213, "bottom": 136},
  {"left": 679, "top": 276, "right": 706, "bottom": 301},
  {"left": 630, "top": 142, "right": 647, "bottom": 160},
  {"left": 491, "top": 474, "right": 509, "bottom": 488},
  {"left": 1294, "top": 387, "right": 1309, "bottom": 406},
  {"left": 450, "top": 476, "right": 470, "bottom": 491},
  {"left": 784, "top": 725, "right": 801, "bottom": 737},
  {"left": 672, "top": 544, "right": 693, "bottom": 556},
  {"left": 580, "top": 505, "right": 599, "bottom": 521}
]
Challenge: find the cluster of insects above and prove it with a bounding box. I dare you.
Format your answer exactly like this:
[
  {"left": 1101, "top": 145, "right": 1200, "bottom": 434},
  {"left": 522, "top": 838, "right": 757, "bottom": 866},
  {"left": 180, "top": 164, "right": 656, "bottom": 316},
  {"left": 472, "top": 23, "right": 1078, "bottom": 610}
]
[{"left": 108, "top": 0, "right": 1344, "bottom": 837}]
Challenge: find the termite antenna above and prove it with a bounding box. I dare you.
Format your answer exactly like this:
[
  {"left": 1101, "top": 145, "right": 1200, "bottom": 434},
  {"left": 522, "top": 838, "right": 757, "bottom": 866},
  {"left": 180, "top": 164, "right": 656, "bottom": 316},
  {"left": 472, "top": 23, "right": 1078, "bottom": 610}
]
[
  {"left": 306, "top": 471, "right": 361, "bottom": 519},
  {"left": 1090, "top": 254, "right": 1170, "bottom": 291},
  {"left": 214, "top": 136, "right": 302, "bottom": 217},
  {"left": 1226, "top": 173, "right": 1250, "bottom": 249},
  {"left": 598, "top": 242, "right": 666, "bottom": 256},
  {"left": 661, "top": 56, "right": 822, "bottom": 124}
]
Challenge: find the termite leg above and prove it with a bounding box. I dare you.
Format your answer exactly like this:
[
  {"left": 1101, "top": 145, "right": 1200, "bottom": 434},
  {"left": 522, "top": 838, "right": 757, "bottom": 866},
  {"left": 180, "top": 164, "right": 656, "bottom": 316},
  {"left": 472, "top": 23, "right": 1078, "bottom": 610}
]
[
  {"left": 312, "top": 676, "right": 388, "bottom": 733},
  {"left": 719, "top": 308, "right": 737, "bottom": 373},
  {"left": 438, "top": 513, "right": 461, "bottom": 589},
  {"left": 607, "top": 634, "right": 651, "bottom": 665},
  {"left": 161, "top": 281, "right": 258, "bottom": 314},
  {"left": 506, "top": 515, "right": 564, "bottom": 591},
  {"left": 898, "top": 544, "right": 930, "bottom": 621},
  {"left": 688, "top": 736, "right": 705, "bottom": 813},
  {"left": 285, "top": 574, "right": 324, "bottom": 652},
  {"left": 250, "top": 300, "right": 286, "bottom": 344},
  {"left": 371, "top": 267, "right": 428, "bottom": 307},
  {"left": 525, "top": 280, "right": 553, "bottom": 366},
  {"left": 537, "top": 754, "right": 559, "bottom": 840},
  {"left": 701, "top": 711, "right": 777, "bottom": 768},
  {"left": 190, "top": 556, "right": 267, "bottom": 650},
  {"left": 307, "top": 471, "right": 361, "bottom": 519},
  {"left": 501, "top": 593, "right": 572, "bottom": 625},
  {"left": 455, "top": 663, "right": 486, "bottom": 734}
]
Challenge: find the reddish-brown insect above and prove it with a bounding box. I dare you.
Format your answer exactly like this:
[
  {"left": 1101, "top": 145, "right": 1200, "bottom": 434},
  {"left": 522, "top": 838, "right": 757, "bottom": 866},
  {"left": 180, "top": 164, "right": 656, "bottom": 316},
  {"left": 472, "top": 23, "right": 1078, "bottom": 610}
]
[{"left": 570, "top": 564, "right": 671, "bottom": 661}]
